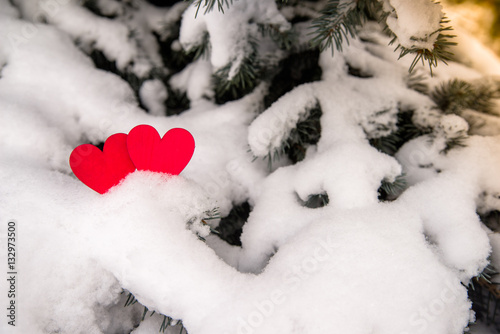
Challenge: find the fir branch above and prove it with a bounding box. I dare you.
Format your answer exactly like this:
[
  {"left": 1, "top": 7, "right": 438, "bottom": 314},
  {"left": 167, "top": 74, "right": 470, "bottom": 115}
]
[
  {"left": 441, "top": 134, "right": 468, "bottom": 154},
  {"left": 469, "top": 263, "right": 498, "bottom": 290},
  {"left": 193, "top": 0, "right": 233, "bottom": 16},
  {"left": 159, "top": 316, "right": 172, "bottom": 333},
  {"left": 285, "top": 104, "right": 322, "bottom": 163},
  {"left": 309, "top": 0, "right": 456, "bottom": 74},
  {"left": 124, "top": 291, "right": 138, "bottom": 307},
  {"left": 378, "top": 174, "right": 407, "bottom": 200},
  {"left": 123, "top": 289, "right": 188, "bottom": 333},
  {"left": 309, "top": 0, "right": 375, "bottom": 53},
  {"left": 184, "top": 31, "right": 211, "bottom": 60},
  {"left": 203, "top": 207, "right": 221, "bottom": 221},
  {"left": 157, "top": 35, "right": 194, "bottom": 74},
  {"left": 302, "top": 193, "right": 329, "bottom": 209},
  {"left": 406, "top": 70, "right": 429, "bottom": 95},
  {"left": 369, "top": 110, "right": 427, "bottom": 156},
  {"left": 213, "top": 56, "right": 260, "bottom": 103},
  {"left": 431, "top": 78, "right": 500, "bottom": 115},
  {"left": 263, "top": 48, "right": 322, "bottom": 109},
  {"left": 369, "top": 135, "right": 399, "bottom": 156},
  {"left": 216, "top": 201, "right": 251, "bottom": 246},
  {"left": 187, "top": 207, "right": 222, "bottom": 240},
  {"left": 260, "top": 101, "right": 322, "bottom": 169},
  {"left": 258, "top": 23, "right": 297, "bottom": 50},
  {"left": 166, "top": 87, "right": 190, "bottom": 116},
  {"left": 392, "top": 17, "right": 456, "bottom": 74},
  {"left": 213, "top": 39, "right": 260, "bottom": 103},
  {"left": 202, "top": 208, "right": 221, "bottom": 235}
]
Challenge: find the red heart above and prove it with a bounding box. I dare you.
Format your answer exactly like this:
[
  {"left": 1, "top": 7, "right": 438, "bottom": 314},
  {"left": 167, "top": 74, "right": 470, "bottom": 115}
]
[
  {"left": 127, "top": 125, "right": 195, "bottom": 175},
  {"left": 69, "top": 133, "right": 136, "bottom": 194}
]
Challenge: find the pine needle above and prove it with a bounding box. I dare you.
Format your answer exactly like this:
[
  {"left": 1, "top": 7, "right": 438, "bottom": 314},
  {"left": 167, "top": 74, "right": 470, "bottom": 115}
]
[
  {"left": 392, "top": 17, "right": 456, "bottom": 75},
  {"left": 379, "top": 174, "right": 407, "bottom": 199},
  {"left": 431, "top": 78, "right": 500, "bottom": 115},
  {"left": 309, "top": 0, "right": 373, "bottom": 53},
  {"left": 193, "top": 0, "right": 233, "bottom": 17}
]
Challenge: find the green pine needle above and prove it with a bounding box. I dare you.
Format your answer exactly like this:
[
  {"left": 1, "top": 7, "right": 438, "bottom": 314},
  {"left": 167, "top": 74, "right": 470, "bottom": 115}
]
[
  {"left": 260, "top": 101, "right": 322, "bottom": 169},
  {"left": 441, "top": 134, "right": 468, "bottom": 154},
  {"left": 379, "top": 174, "right": 407, "bottom": 199},
  {"left": 431, "top": 78, "right": 500, "bottom": 115},
  {"left": 185, "top": 32, "right": 211, "bottom": 60},
  {"left": 392, "top": 18, "right": 456, "bottom": 75},
  {"left": 124, "top": 291, "right": 138, "bottom": 307},
  {"left": 193, "top": 0, "right": 233, "bottom": 17},
  {"left": 213, "top": 45, "right": 260, "bottom": 103},
  {"left": 159, "top": 315, "right": 172, "bottom": 333},
  {"left": 369, "top": 110, "right": 427, "bottom": 156},
  {"left": 141, "top": 307, "right": 148, "bottom": 321},
  {"left": 309, "top": 0, "right": 373, "bottom": 54},
  {"left": 406, "top": 71, "right": 429, "bottom": 94},
  {"left": 310, "top": 0, "right": 455, "bottom": 74},
  {"left": 469, "top": 263, "right": 498, "bottom": 291},
  {"left": 369, "top": 136, "right": 399, "bottom": 156},
  {"left": 122, "top": 290, "right": 188, "bottom": 333}
]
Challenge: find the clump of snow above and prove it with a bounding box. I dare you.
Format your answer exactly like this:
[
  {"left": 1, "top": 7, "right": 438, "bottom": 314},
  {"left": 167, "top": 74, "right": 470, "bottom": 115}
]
[
  {"left": 239, "top": 142, "right": 402, "bottom": 272},
  {"left": 248, "top": 85, "right": 318, "bottom": 157},
  {"left": 139, "top": 79, "right": 168, "bottom": 116},
  {"left": 384, "top": 0, "right": 444, "bottom": 50},
  {"left": 179, "top": 0, "right": 290, "bottom": 77},
  {"left": 169, "top": 58, "right": 214, "bottom": 105},
  {"left": 412, "top": 105, "right": 444, "bottom": 129},
  {"left": 435, "top": 114, "right": 469, "bottom": 138},
  {"left": 248, "top": 37, "right": 435, "bottom": 159},
  {"left": 397, "top": 134, "right": 500, "bottom": 215},
  {"left": 12, "top": 0, "right": 183, "bottom": 78}
]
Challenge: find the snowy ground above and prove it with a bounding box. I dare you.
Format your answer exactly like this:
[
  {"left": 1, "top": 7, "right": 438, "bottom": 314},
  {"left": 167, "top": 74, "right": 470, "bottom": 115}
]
[{"left": 1, "top": 1, "right": 500, "bottom": 334}]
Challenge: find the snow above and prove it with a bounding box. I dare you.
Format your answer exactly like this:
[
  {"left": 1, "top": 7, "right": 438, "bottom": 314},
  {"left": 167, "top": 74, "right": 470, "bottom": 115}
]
[
  {"left": 384, "top": 0, "right": 444, "bottom": 50},
  {"left": 139, "top": 79, "right": 168, "bottom": 116},
  {"left": 11, "top": 0, "right": 184, "bottom": 78},
  {"left": 169, "top": 58, "right": 214, "bottom": 105},
  {"left": 1, "top": 1, "right": 500, "bottom": 334},
  {"left": 248, "top": 37, "right": 435, "bottom": 158},
  {"left": 179, "top": 0, "right": 290, "bottom": 78},
  {"left": 0, "top": 162, "right": 483, "bottom": 334}
]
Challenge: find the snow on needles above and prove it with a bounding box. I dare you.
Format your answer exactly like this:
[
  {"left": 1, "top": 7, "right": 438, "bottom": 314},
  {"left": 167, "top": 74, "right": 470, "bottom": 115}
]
[
  {"left": 384, "top": 0, "right": 444, "bottom": 50},
  {"left": 179, "top": 0, "right": 290, "bottom": 78},
  {"left": 0, "top": 1, "right": 500, "bottom": 334}
]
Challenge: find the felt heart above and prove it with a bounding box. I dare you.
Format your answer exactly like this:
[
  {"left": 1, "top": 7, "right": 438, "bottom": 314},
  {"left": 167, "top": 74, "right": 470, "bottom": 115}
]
[
  {"left": 69, "top": 133, "right": 136, "bottom": 194},
  {"left": 127, "top": 125, "right": 195, "bottom": 175}
]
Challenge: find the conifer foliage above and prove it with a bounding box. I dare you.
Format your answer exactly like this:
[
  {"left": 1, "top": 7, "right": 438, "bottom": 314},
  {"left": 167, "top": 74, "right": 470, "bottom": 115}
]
[{"left": 2, "top": 0, "right": 500, "bottom": 334}]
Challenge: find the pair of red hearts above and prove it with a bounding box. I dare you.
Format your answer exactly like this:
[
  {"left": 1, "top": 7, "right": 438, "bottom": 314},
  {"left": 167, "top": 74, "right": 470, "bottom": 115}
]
[{"left": 69, "top": 125, "right": 195, "bottom": 194}]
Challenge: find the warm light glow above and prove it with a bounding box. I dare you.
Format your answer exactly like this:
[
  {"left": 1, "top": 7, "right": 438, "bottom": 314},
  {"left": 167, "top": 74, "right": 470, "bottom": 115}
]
[{"left": 444, "top": 0, "right": 500, "bottom": 54}]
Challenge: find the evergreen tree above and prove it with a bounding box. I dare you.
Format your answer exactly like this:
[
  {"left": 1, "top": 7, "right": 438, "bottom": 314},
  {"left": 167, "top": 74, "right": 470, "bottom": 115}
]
[{"left": 1, "top": 0, "right": 500, "bottom": 333}]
